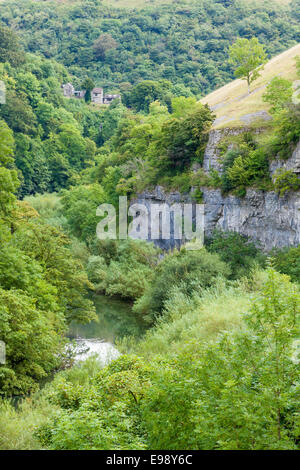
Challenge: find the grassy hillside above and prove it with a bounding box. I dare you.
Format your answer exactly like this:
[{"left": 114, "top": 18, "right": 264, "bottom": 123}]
[{"left": 201, "top": 43, "right": 300, "bottom": 128}]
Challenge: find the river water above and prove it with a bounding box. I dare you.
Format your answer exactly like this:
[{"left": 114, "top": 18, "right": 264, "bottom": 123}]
[{"left": 69, "top": 294, "right": 143, "bottom": 364}]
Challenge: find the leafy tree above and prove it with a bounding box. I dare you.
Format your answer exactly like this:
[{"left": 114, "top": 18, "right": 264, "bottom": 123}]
[
  {"left": 0, "top": 91, "right": 38, "bottom": 136},
  {"left": 206, "top": 230, "right": 265, "bottom": 279},
  {"left": 13, "top": 220, "right": 96, "bottom": 325},
  {"left": 0, "top": 288, "right": 65, "bottom": 396},
  {"left": 271, "top": 245, "right": 300, "bottom": 283},
  {"left": 93, "top": 34, "right": 118, "bottom": 60},
  {"left": 229, "top": 37, "right": 267, "bottom": 93},
  {"left": 0, "top": 26, "right": 25, "bottom": 67},
  {"left": 124, "top": 80, "right": 172, "bottom": 113},
  {"left": 154, "top": 105, "right": 214, "bottom": 173},
  {"left": 81, "top": 77, "right": 95, "bottom": 103},
  {"left": 263, "top": 77, "right": 293, "bottom": 114},
  {"left": 0, "top": 120, "right": 19, "bottom": 223},
  {"left": 133, "top": 248, "right": 229, "bottom": 323}
]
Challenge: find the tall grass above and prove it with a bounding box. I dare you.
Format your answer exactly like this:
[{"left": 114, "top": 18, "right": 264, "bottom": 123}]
[
  {"left": 0, "top": 398, "right": 56, "bottom": 450},
  {"left": 120, "top": 280, "right": 252, "bottom": 358}
]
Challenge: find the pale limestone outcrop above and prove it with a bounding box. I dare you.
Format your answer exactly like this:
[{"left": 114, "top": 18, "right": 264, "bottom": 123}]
[{"left": 135, "top": 130, "right": 300, "bottom": 251}]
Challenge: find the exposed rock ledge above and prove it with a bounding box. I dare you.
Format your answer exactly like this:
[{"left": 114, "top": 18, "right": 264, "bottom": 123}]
[
  {"left": 203, "top": 187, "right": 300, "bottom": 250},
  {"left": 135, "top": 131, "right": 300, "bottom": 251}
]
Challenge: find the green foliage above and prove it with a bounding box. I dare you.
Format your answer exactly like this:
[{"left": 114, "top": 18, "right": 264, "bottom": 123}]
[
  {"left": 0, "top": 51, "right": 102, "bottom": 196},
  {"left": 124, "top": 80, "right": 173, "bottom": 113},
  {"left": 1, "top": 0, "right": 297, "bottom": 96},
  {"left": 206, "top": 230, "right": 265, "bottom": 279},
  {"left": 17, "top": 268, "right": 299, "bottom": 450},
  {"left": 273, "top": 169, "right": 300, "bottom": 196},
  {"left": 12, "top": 220, "right": 96, "bottom": 325},
  {"left": 61, "top": 184, "right": 106, "bottom": 241},
  {"left": 0, "top": 25, "right": 25, "bottom": 67},
  {"left": 141, "top": 269, "right": 300, "bottom": 450},
  {"left": 271, "top": 245, "right": 300, "bottom": 283},
  {"left": 268, "top": 104, "right": 300, "bottom": 159},
  {"left": 263, "top": 76, "right": 293, "bottom": 114},
  {"left": 229, "top": 37, "right": 267, "bottom": 92},
  {"left": 36, "top": 355, "right": 150, "bottom": 450},
  {"left": 0, "top": 398, "right": 55, "bottom": 450},
  {"left": 87, "top": 239, "right": 159, "bottom": 301},
  {"left": 81, "top": 77, "right": 95, "bottom": 103},
  {"left": 0, "top": 120, "right": 19, "bottom": 222},
  {"left": 133, "top": 248, "right": 229, "bottom": 323},
  {"left": 93, "top": 33, "right": 118, "bottom": 60},
  {"left": 220, "top": 133, "right": 269, "bottom": 195},
  {"left": 154, "top": 105, "right": 214, "bottom": 173},
  {"left": 0, "top": 288, "right": 64, "bottom": 396}
]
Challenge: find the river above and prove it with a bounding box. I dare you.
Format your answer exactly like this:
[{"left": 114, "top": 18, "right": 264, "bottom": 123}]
[{"left": 68, "top": 294, "right": 143, "bottom": 364}]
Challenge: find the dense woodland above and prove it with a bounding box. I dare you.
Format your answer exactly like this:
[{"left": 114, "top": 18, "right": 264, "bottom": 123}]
[
  {"left": 0, "top": 0, "right": 299, "bottom": 95},
  {"left": 0, "top": 0, "right": 299, "bottom": 451}
]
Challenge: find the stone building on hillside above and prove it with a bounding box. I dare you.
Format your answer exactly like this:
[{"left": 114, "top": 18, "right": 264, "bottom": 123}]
[
  {"left": 74, "top": 90, "right": 86, "bottom": 99},
  {"left": 61, "top": 83, "right": 121, "bottom": 105},
  {"left": 103, "top": 93, "right": 121, "bottom": 104},
  {"left": 62, "top": 82, "right": 75, "bottom": 98},
  {"left": 91, "top": 87, "right": 104, "bottom": 104}
]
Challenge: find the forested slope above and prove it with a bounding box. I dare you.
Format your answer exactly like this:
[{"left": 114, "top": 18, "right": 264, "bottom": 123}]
[
  {"left": 0, "top": 0, "right": 299, "bottom": 94},
  {"left": 0, "top": 3, "right": 299, "bottom": 450}
]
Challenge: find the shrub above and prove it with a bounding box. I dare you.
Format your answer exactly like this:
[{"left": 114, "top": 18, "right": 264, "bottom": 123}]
[
  {"left": 87, "top": 239, "right": 160, "bottom": 300},
  {"left": 206, "top": 230, "right": 265, "bottom": 279},
  {"left": 133, "top": 248, "right": 230, "bottom": 323},
  {"left": 273, "top": 169, "right": 300, "bottom": 196},
  {"left": 271, "top": 245, "right": 300, "bottom": 283}
]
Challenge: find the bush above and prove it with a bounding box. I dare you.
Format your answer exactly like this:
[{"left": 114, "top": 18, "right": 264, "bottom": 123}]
[
  {"left": 206, "top": 230, "right": 265, "bottom": 279},
  {"left": 273, "top": 169, "right": 300, "bottom": 196},
  {"left": 271, "top": 245, "right": 300, "bottom": 283},
  {"left": 133, "top": 248, "right": 230, "bottom": 324},
  {"left": 87, "top": 239, "right": 160, "bottom": 300},
  {"left": 141, "top": 269, "right": 300, "bottom": 450}
]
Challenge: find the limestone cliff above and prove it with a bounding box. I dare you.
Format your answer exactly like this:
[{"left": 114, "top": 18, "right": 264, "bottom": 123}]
[{"left": 135, "top": 130, "right": 300, "bottom": 251}]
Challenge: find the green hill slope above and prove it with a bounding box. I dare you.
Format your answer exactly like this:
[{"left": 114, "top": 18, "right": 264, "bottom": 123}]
[
  {"left": 0, "top": 0, "right": 298, "bottom": 95},
  {"left": 201, "top": 43, "right": 300, "bottom": 128}
]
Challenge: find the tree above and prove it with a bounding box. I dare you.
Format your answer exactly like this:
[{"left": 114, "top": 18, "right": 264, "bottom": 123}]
[
  {"left": 0, "top": 121, "right": 19, "bottom": 224},
  {"left": 93, "top": 34, "right": 118, "bottom": 60},
  {"left": 207, "top": 230, "right": 265, "bottom": 279},
  {"left": 155, "top": 105, "right": 214, "bottom": 172},
  {"left": 271, "top": 245, "right": 300, "bottom": 283},
  {"left": 81, "top": 77, "right": 95, "bottom": 103},
  {"left": 0, "top": 287, "right": 65, "bottom": 396},
  {"left": 263, "top": 77, "right": 293, "bottom": 114},
  {"left": 229, "top": 38, "right": 267, "bottom": 94},
  {"left": 0, "top": 26, "right": 25, "bottom": 67},
  {"left": 14, "top": 220, "right": 97, "bottom": 325},
  {"left": 133, "top": 248, "right": 229, "bottom": 323},
  {"left": 124, "top": 80, "right": 172, "bottom": 113}
]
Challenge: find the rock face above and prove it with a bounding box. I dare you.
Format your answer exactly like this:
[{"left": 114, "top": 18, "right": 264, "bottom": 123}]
[
  {"left": 202, "top": 188, "right": 300, "bottom": 250},
  {"left": 135, "top": 130, "right": 300, "bottom": 251},
  {"left": 132, "top": 187, "right": 193, "bottom": 251},
  {"left": 269, "top": 140, "right": 300, "bottom": 178}
]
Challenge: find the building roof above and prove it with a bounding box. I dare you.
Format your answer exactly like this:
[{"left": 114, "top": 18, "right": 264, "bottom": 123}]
[{"left": 92, "top": 87, "right": 103, "bottom": 93}]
